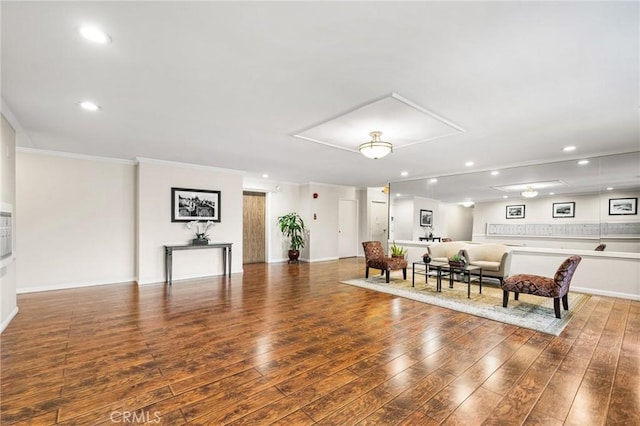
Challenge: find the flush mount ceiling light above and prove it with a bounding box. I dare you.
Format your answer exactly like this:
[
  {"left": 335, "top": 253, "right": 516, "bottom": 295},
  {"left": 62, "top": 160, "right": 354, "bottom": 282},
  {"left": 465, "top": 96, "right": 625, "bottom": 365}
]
[
  {"left": 78, "top": 25, "right": 111, "bottom": 44},
  {"left": 521, "top": 187, "right": 539, "bottom": 198},
  {"left": 79, "top": 101, "right": 100, "bottom": 111},
  {"left": 359, "top": 131, "right": 393, "bottom": 159}
]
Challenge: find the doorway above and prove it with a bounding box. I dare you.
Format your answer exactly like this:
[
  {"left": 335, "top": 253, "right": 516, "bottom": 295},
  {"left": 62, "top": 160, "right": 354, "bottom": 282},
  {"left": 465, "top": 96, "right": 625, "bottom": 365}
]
[
  {"left": 370, "top": 200, "right": 388, "bottom": 243},
  {"left": 243, "top": 191, "right": 266, "bottom": 264},
  {"left": 338, "top": 199, "right": 358, "bottom": 258}
]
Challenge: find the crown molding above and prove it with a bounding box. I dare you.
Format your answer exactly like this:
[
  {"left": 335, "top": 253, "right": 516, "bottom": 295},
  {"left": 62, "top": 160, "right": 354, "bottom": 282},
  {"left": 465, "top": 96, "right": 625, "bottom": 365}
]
[
  {"left": 135, "top": 157, "right": 244, "bottom": 175},
  {"left": 17, "top": 147, "right": 135, "bottom": 165}
]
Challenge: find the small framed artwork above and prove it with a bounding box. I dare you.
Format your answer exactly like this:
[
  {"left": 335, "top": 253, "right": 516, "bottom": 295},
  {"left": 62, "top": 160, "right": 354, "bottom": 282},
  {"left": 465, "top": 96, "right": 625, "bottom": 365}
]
[
  {"left": 609, "top": 198, "right": 637, "bottom": 215},
  {"left": 552, "top": 202, "right": 575, "bottom": 218},
  {"left": 171, "top": 187, "right": 221, "bottom": 222},
  {"left": 419, "top": 209, "right": 433, "bottom": 227},
  {"left": 506, "top": 204, "right": 525, "bottom": 219}
]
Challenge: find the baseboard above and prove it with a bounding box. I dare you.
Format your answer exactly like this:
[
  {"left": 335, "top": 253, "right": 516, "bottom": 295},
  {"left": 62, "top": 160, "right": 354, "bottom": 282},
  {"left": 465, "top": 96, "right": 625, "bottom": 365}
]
[
  {"left": 137, "top": 270, "right": 241, "bottom": 285},
  {"left": 571, "top": 286, "right": 640, "bottom": 301},
  {"left": 0, "top": 307, "right": 19, "bottom": 333},
  {"left": 17, "top": 278, "right": 137, "bottom": 294}
]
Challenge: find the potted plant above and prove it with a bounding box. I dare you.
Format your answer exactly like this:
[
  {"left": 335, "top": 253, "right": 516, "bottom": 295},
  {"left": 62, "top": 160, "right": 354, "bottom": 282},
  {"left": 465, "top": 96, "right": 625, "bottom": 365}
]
[
  {"left": 448, "top": 253, "right": 467, "bottom": 268},
  {"left": 187, "top": 220, "right": 214, "bottom": 245},
  {"left": 390, "top": 241, "right": 407, "bottom": 258},
  {"left": 277, "top": 212, "right": 307, "bottom": 262}
]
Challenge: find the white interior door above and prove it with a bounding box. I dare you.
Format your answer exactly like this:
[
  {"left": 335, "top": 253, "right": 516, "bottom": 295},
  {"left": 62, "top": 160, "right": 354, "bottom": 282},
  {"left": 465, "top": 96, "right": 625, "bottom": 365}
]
[
  {"left": 370, "top": 201, "right": 388, "bottom": 243},
  {"left": 338, "top": 199, "right": 358, "bottom": 258}
]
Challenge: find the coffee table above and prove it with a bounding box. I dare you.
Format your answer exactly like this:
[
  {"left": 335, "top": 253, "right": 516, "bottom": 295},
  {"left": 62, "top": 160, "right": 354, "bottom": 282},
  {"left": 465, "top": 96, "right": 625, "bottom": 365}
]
[{"left": 414, "top": 261, "right": 482, "bottom": 298}]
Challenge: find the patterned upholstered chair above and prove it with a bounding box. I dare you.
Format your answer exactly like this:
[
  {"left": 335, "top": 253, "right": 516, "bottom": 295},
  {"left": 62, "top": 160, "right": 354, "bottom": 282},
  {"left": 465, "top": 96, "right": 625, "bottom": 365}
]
[
  {"left": 501, "top": 256, "right": 581, "bottom": 318},
  {"left": 362, "top": 241, "right": 408, "bottom": 283},
  {"left": 594, "top": 244, "right": 606, "bottom": 251}
]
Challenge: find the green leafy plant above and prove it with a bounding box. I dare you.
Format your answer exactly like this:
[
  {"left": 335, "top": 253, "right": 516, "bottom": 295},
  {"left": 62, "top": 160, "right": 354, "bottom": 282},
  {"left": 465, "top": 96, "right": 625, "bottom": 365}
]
[
  {"left": 390, "top": 241, "right": 407, "bottom": 257},
  {"left": 277, "top": 212, "right": 307, "bottom": 251},
  {"left": 449, "top": 253, "right": 466, "bottom": 263}
]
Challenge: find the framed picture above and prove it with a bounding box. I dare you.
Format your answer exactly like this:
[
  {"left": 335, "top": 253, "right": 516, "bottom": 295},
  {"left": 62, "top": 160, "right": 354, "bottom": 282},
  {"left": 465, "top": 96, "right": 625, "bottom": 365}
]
[
  {"left": 609, "top": 198, "right": 637, "bottom": 215},
  {"left": 506, "top": 204, "right": 525, "bottom": 219},
  {"left": 419, "top": 209, "right": 433, "bottom": 227},
  {"left": 171, "top": 187, "right": 221, "bottom": 222},
  {"left": 552, "top": 202, "right": 575, "bottom": 218}
]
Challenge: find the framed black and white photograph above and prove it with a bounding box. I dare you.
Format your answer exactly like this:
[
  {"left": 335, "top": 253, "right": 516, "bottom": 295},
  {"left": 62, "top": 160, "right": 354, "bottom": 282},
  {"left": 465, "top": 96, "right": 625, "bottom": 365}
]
[
  {"left": 506, "top": 204, "right": 525, "bottom": 219},
  {"left": 171, "top": 187, "right": 221, "bottom": 222},
  {"left": 552, "top": 202, "right": 575, "bottom": 218},
  {"left": 419, "top": 209, "right": 433, "bottom": 227},
  {"left": 609, "top": 198, "right": 637, "bottom": 216}
]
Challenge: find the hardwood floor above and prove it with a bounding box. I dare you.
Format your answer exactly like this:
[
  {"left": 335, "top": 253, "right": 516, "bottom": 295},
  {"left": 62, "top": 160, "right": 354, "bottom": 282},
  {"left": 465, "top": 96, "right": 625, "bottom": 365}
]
[{"left": 1, "top": 258, "right": 638, "bottom": 425}]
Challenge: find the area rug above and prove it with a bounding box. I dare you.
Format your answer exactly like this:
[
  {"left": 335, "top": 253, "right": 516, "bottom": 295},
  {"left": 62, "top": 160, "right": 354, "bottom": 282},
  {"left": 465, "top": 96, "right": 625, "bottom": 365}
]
[{"left": 340, "top": 275, "right": 590, "bottom": 336}]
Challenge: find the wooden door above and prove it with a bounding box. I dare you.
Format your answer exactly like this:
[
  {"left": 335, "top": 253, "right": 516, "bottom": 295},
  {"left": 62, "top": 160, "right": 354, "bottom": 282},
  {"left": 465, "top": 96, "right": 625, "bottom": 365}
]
[{"left": 243, "top": 191, "right": 266, "bottom": 264}]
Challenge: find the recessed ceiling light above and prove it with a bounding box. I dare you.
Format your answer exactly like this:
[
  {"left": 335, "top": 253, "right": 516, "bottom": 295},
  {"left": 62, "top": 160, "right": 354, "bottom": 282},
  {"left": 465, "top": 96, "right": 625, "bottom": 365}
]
[
  {"left": 491, "top": 171, "right": 499, "bottom": 176},
  {"left": 429, "top": 178, "right": 438, "bottom": 183},
  {"left": 549, "top": 192, "right": 555, "bottom": 195},
  {"left": 79, "top": 101, "right": 100, "bottom": 111},
  {"left": 503, "top": 195, "right": 508, "bottom": 199},
  {"left": 465, "top": 161, "right": 474, "bottom": 167},
  {"left": 78, "top": 25, "right": 111, "bottom": 44},
  {"left": 462, "top": 201, "right": 474, "bottom": 207},
  {"left": 563, "top": 146, "right": 576, "bottom": 152},
  {"left": 578, "top": 159, "right": 589, "bottom": 165},
  {"left": 396, "top": 193, "right": 401, "bottom": 197},
  {"left": 606, "top": 187, "right": 613, "bottom": 191},
  {"left": 262, "top": 174, "right": 269, "bottom": 178},
  {"left": 401, "top": 171, "right": 408, "bottom": 177}
]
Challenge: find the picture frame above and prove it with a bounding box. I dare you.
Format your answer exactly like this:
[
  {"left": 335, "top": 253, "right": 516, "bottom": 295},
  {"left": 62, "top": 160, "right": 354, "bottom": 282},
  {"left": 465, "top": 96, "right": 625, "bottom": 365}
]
[
  {"left": 506, "top": 204, "right": 525, "bottom": 219},
  {"left": 552, "top": 202, "right": 575, "bottom": 218},
  {"left": 171, "top": 187, "right": 221, "bottom": 222},
  {"left": 419, "top": 209, "right": 433, "bottom": 227},
  {"left": 608, "top": 197, "right": 637, "bottom": 216}
]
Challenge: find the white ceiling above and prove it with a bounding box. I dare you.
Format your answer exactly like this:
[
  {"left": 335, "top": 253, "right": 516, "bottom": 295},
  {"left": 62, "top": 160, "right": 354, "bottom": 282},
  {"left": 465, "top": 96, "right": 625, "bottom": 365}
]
[{"left": 2, "top": 1, "right": 639, "bottom": 201}]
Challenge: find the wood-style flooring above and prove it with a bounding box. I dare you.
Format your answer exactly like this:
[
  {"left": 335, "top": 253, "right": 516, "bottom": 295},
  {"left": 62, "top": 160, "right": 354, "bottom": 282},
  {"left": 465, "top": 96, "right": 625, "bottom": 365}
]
[{"left": 1, "top": 258, "right": 638, "bottom": 425}]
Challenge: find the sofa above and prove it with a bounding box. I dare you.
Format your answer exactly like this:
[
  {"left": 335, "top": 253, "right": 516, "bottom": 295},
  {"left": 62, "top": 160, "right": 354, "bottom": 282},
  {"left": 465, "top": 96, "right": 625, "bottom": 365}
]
[{"left": 427, "top": 241, "right": 511, "bottom": 283}]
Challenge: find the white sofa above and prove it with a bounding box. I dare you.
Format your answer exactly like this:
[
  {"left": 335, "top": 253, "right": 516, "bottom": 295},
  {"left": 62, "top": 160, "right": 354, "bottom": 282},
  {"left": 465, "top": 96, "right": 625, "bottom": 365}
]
[{"left": 426, "top": 241, "right": 511, "bottom": 283}]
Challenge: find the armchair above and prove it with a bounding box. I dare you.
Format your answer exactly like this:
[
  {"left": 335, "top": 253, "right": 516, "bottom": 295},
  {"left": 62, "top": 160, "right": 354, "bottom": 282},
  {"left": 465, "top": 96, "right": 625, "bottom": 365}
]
[
  {"left": 501, "top": 256, "right": 582, "bottom": 318},
  {"left": 362, "top": 241, "right": 407, "bottom": 283}
]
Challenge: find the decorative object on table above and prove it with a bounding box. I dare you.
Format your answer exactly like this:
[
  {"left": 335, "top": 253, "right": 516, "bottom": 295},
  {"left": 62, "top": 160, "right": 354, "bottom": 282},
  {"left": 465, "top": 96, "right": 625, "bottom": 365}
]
[
  {"left": 419, "top": 209, "right": 433, "bottom": 227},
  {"left": 277, "top": 212, "right": 307, "bottom": 262},
  {"left": 505, "top": 204, "right": 525, "bottom": 219},
  {"left": 187, "top": 220, "right": 214, "bottom": 245},
  {"left": 448, "top": 253, "right": 467, "bottom": 268},
  {"left": 422, "top": 253, "right": 431, "bottom": 264},
  {"left": 552, "top": 202, "right": 575, "bottom": 218},
  {"left": 171, "top": 187, "right": 221, "bottom": 222},
  {"left": 608, "top": 197, "right": 637, "bottom": 215},
  {"left": 390, "top": 241, "right": 407, "bottom": 259}
]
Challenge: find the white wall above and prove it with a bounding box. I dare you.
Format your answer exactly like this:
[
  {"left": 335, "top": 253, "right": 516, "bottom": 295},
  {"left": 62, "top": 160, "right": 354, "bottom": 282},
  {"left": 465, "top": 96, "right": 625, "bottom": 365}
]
[
  {"left": 390, "top": 197, "right": 414, "bottom": 241},
  {"left": 473, "top": 192, "right": 640, "bottom": 251},
  {"left": 15, "top": 150, "right": 136, "bottom": 292},
  {"left": 136, "top": 159, "right": 243, "bottom": 284},
  {"left": 440, "top": 203, "right": 473, "bottom": 241},
  {"left": 0, "top": 115, "right": 18, "bottom": 331}
]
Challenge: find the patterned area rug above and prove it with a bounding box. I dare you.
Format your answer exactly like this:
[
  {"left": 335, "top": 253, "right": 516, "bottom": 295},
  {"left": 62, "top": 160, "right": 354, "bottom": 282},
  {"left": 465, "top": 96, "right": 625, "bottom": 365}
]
[{"left": 340, "top": 274, "right": 589, "bottom": 336}]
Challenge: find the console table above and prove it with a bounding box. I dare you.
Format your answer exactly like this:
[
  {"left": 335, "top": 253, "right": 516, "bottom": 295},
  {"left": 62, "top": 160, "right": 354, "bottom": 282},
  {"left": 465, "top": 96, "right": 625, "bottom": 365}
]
[
  {"left": 419, "top": 236, "right": 441, "bottom": 242},
  {"left": 164, "top": 242, "right": 232, "bottom": 285}
]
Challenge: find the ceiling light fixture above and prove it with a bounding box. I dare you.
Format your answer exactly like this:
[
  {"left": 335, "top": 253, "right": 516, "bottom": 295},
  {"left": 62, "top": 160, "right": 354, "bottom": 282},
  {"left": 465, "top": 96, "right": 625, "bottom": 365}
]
[
  {"left": 78, "top": 25, "right": 111, "bottom": 44},
  {"left": 491, "top": 171, "right": 500, "bottom": 176},
  {"left": 521, "top": 187, "right": 539, "bottom": 198},
  {"left": 462, "top": 201, "right": 474, "bottom": 207},
  {"left": 79, "top": 101, "right": 100, "bottom": 111},
  {"left": 401, "top": 171, "right": 408, "bottom": 177},
  {"left": 465, "top": 161, "right": 474, "bottom": 167},
  {"left": 359, "top": 131, "right": 392, "bottom": 159},
  {"left": 563, "top": 146, "right": 576, "bottom": 152},
  {"left": 578, "top": 159, "right": 589, "bottom": 165}
]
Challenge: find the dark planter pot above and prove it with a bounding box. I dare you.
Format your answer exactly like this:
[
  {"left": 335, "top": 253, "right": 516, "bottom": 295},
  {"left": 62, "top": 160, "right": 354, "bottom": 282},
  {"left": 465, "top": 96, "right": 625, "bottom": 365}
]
[
  {"left": 192, "top": 238, "right": 209, "bottom": 246},
  {"left": 448, "top": 261, "right": 466, "bottom": 268},
  {"left": 423, "top": 256, "right": 431, "bottom": 264},
  {"left": 288, "top": 249, "right": 300, "bottom": 262}
]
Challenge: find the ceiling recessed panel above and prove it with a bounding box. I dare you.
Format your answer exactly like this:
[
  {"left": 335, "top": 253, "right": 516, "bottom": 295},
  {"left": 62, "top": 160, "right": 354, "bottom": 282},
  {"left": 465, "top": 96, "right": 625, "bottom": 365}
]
[{"left": 293, "top": 93, "right": 465, "bottom": 153}]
